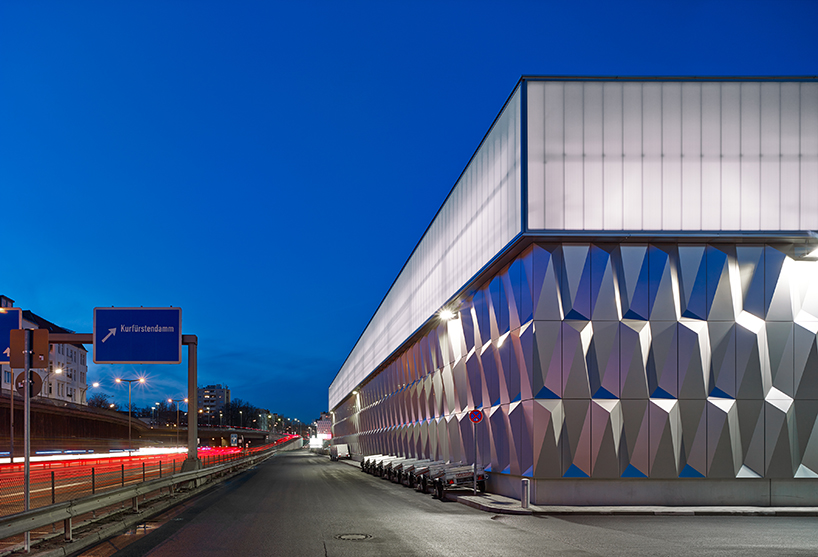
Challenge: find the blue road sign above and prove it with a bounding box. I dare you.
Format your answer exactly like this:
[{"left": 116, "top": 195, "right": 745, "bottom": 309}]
[
  {"left": 0, "top": 308, "right": 22, "bottom": 364},
  {"left": 94, "top": 307, "right": 182, "bottom": 364}
]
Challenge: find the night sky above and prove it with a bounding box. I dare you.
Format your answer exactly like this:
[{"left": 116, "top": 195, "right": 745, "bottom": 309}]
[{"left": 1, "top": 1, "right": 816, "bottom": 423}]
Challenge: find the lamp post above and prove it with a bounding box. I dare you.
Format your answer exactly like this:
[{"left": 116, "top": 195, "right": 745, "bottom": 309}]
[
  {"left": 115, "top": 377, "right": 145, "bottom": 454},
  {"left": 78, "top": 382, "right": 99, "bottom": 405},
  {"left": 150, "top": 402, "right": 160, "bottom": 428},
  {"left": 168, "top": 398, "right": 188, "bottom": 448},
  {"left": 239, "top": 410, "right": 243, "bottom": 428}
]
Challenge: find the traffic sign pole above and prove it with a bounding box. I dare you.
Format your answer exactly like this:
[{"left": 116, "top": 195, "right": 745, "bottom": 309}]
[
  {"left": 473, "top": 419, "right": 477, "bottom": 495},
  {"left": 22, "top": 330, "right": 31, "bottom": 552},
  {"left": 469, "top": 409, "right": 484, "bottom": 495}
]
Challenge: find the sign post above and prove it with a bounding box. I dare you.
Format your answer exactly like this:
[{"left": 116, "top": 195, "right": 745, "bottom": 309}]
[
  {"left": 2, "top": 308, "right": 22, "bottom": 466},
  {"left": 10, "top": 328, "right": 49, "bottom": 553},
  {"left": 469, "top": 409, "right": 484, "bottom": 495}
]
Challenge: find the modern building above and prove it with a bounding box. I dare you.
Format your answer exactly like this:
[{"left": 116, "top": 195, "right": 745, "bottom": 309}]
[
  {"left": 316, "top": 412, "right": 332, "bottom": 440},
  {"left": 329, "top": 77, "right": 818, "bottom": 506},
  {"left": 1, "top": 295, "right": 90, "bottom": 405},
  {"left": 197, "top": 384, "right": 230, "bottom": 424}
]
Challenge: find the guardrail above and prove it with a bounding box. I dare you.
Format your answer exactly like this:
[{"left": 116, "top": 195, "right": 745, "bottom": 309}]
[{"left": 0, "top": 445, "right": 278, "bottom": 548}]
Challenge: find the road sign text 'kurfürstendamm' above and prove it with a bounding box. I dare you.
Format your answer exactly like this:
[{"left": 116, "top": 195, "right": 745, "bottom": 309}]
[{"left": 93, "top": 307, "right": 182, "bottom": 364}]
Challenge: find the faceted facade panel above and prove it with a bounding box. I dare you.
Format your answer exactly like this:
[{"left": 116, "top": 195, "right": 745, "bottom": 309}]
[{"left": 334, "top": 242, "right": 818, "bottom": 488}]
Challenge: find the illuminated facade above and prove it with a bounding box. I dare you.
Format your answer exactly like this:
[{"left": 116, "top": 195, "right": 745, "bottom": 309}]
[{"left": 330, "top": 78, "right": 818, "bottom": 505}]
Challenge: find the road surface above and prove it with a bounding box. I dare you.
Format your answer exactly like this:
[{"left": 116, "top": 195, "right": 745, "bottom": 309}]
[{"left": 78, "top": 450, "right": 818, "bottom": 557}]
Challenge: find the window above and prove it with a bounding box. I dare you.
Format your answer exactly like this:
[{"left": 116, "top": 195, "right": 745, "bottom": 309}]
[{"left": 4, "top": 371, "right": 10, "bottom": 384}]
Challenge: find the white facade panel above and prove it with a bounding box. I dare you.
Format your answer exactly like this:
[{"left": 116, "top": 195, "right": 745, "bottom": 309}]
[
  {"left": 681, "top": 83, "right": 702, "bottom": 229},
  {"left": 759, "top": 83, "right": 781, "bottom": 230},
  {"left": 663, "top": 83, "right": 683, "bottom": 230},
  {"left": 330, "top": 88, "right": 522, "bottom": 409},
  {"left": 527, "top": 79, "right": 818, "bottom": 234},
  {"left": 741, "top": 83, "right": 762, "bottom": 230},
  {"left": 781, "top": 83, "right": 802, "bottom": 230},
  {"left": 622, "top": 83, "right": 643, "bottom": 229},
  {"left": 701, "top": 83, "right": 722, "bottom": 230},
  {"left": 564, "top": 83, "right": 584, "bottom": 229},
  {"left": 584, "top": 84, "right": 604, "bottom": 230},
  {"left": 802, "top": 84, "right": 818, "bottom": 229},
  {"left": 543, "top": 82, "right": 565, "bottom": 229},
  {"left": 528, "top": 82, "right": 545, "bottom": 229},
  {"left": 603, "top": 83, "right": 623, "bottom": 229},
  {"left": 721, "top": 83, "right": 742, "bottom": 230},
  {"left": 642, "top": 83, "right": 663, "bottom": 230}
]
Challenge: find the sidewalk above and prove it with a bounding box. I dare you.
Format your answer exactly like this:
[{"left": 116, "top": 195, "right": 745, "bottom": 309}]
[{"left": 338, "top": 457, "right": 818, "bottom": 516}]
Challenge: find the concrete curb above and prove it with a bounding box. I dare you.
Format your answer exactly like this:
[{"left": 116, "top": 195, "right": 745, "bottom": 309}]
[
  {"left": 337, "top": 456, "right": 818, "bottom": 516},
  {"left": 446, "top": 492, "right": 818, "bottom": 516}
]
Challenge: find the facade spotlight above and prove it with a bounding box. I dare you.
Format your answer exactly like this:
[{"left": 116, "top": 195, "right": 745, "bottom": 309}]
[{"left": 439, "top": 308, "right": 456, "bottom": 321}]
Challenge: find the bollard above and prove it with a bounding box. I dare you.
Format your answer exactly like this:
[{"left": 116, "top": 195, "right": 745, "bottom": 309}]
[
  {"left": 51, "top": 471, "right": 55, "bottom": 504},
  {"left": 521, "top": 478, "right": 530, "bottom": 509},
  {"left": 92, "top": 467, "right": 96, "bottom": 494}
]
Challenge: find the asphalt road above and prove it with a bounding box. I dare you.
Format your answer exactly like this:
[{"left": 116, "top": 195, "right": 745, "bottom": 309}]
[{"left": 79, "top": 450, "right": 818, "bottom": 557}]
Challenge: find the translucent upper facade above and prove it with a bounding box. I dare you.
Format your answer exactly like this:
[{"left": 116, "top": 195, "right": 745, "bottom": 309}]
[
  {"left": 330, "top": 78, "right": 818, "bottom": 411},
  {"left": 527, "top": 80, "right": 818, "bottom": 231}
]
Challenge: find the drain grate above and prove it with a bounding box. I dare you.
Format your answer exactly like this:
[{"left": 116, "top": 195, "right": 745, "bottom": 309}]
[{"left": 335, "top": 534, "right": 372, "bottom": 541}]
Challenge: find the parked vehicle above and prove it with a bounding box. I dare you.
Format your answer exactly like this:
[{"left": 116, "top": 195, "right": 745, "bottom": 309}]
[
  {"left": 413, "top": 461, "right": 458, "bottom": 493},
  {"left": 383, "top": 457, "right": 412, "bottom": 481},
  {"left": 400, "top": 459, "right": 434, "bottom": 487},
  {"left": 431, "top": 464, "right": 488, "bottom": 499},
  {"left": 389, "top": 458, "right": 424, "bottom": 484},
  {"left": 363, "top": 454, "right": 398, "bottom": 476},
  {"left": 330, "top": 443, "right": 350, "bottom": 461},
  {"left": 361, "top": 454, "right": 383, "bottom": 473},
  {"left": 375, "top": 456, "right": 402, "bottom": 477}
]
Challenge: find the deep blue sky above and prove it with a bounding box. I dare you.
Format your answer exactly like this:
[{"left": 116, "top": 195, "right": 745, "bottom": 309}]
[{"left": 1, "top": 1, "right": 816, "bottom": 423}]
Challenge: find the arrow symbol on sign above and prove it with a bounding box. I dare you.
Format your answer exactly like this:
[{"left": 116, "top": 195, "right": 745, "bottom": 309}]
[
  {"left": 102, "top": 328, "right": 116, "bottom": 343},
  {"left": 2, "top": 348, "right": 8, "bottom": 358}
]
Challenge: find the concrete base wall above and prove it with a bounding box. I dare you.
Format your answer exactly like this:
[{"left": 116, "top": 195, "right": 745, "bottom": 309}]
[{"left": 488, "top": 474, "right": 818, "bottom": 507}]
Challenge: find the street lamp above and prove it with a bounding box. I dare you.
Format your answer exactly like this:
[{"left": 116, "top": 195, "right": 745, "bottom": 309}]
[
  {"left": 151, "top": 402, "right": 160, "bottom": 428},
  {"left": 239, "top": 410, "right": 243, "bottom": 427},
  {"left": 168, "top": 398, "right": 188, "bottom": 448},
  {"left": 115, "top": 377, "right": 145, "bottom": 454},
  {"left": 38, "top": 367, "right": 63, "bottom": 400},
  {"left": 78, "top": 382, "right": 99, "bottom": 405}
]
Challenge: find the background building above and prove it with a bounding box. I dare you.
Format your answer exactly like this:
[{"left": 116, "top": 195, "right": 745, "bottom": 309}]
[
  {"left": 316, "top": 412, "right": 332, "bottom": 440},
  {"left": 329, "top": 77, "right": 818, "bottom": 506},
  {"left": 1, "top": 295, "right": 90, "bottom": 405},
  {"left": 197, "top": 384, "right": 230, "bottom": 425}
]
